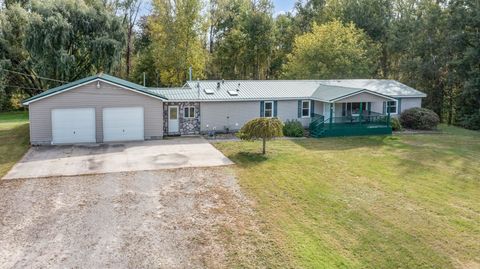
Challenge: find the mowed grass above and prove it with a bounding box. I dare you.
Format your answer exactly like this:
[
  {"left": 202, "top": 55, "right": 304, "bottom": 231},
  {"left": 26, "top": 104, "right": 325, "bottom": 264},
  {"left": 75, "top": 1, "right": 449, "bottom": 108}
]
[
  {"left": 0, "top": 111, "right": 30, "bottom": 178},
  {"left": 215, "top": 126, "right": 480, "bottom": 268}
]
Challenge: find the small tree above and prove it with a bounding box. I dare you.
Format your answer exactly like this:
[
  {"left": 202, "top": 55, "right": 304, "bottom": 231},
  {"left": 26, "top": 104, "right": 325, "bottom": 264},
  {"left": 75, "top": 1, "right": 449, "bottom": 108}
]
[{"left": 237, "top": 118, "right": 283, "bottom": 155}]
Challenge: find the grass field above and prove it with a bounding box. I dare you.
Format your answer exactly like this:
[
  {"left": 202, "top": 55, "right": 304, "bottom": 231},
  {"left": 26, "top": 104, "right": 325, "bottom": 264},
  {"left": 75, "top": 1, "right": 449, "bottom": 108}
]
[
  {"left": 215, "top": 126, "right": 480, "bottom": 268},
  {"left": 0, "top": 111, "right": 29, "bottom": 178}
]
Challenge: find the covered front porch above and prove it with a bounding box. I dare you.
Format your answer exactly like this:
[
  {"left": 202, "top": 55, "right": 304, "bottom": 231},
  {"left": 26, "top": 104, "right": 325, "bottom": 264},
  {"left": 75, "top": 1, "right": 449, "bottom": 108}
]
[{"left": 309, "top": 90, "right": 397, "bottom": 138}]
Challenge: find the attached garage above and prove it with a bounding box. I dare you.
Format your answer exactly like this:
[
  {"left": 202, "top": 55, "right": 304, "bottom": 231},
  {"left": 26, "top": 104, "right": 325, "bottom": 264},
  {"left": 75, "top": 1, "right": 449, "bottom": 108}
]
[
  {"left": 103, "top": 107, "right": 144, "bottom": 142},
  {"left": 23, "top": 74, "right": 167, "bottom": 145},
  {"left": 52, "top": 108, "right": 96, "bottom": 144}
]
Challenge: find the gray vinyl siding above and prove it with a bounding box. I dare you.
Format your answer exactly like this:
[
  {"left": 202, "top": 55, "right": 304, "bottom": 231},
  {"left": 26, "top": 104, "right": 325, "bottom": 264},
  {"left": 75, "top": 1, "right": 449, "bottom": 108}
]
[
  {"left": 28, "top": 81, "right": 163, "bottom": 145},
  {"left": 277, "top": 100, "right": 310, "bottom": 127},
  {"left": 314, "top": 101, "right": 324, "bottom": 116},
  {"left": 200, "top": 101, "right": 259, "bottom": 132},
  {"left": 399, "top": 97, "right": 422, "bottom": 113},
  {"left": 333, "top": 103, "right": 343, "bottom": 117},
  {"left": 200, "top": 100, "right": 315, "bottom": 131},
  {"left": 335, "top": 92, "right": 391, "bottom": 103}
]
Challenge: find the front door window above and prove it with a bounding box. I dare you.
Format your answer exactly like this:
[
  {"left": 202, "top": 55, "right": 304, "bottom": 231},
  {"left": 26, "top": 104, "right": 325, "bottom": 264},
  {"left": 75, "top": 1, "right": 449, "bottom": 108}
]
[
  {"left": 169, "top": 107, "right": 178, "bottom": 120},
  {"left": 168, "top": 106, "right": 179, "bottom": 133}
]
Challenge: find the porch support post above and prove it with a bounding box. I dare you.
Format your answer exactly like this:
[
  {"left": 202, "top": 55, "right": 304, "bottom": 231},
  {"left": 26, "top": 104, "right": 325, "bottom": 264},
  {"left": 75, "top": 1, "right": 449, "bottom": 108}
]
[
  {"left": 359, "top": 102, "right": 363, "bottom": 124},
  {"left": 387, "top": 102, "right": 391, "bottom": 127},
  {"left": 329, "top": 102, "right": 333, "bottom": 128}
]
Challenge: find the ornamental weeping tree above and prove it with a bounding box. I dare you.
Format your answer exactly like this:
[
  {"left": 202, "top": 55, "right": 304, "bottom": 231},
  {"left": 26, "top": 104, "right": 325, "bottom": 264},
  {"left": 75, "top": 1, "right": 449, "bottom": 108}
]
[
  {"left": 25, "top": 0, "right": 125, "bottom": 83},
  {"left": 237, "top": 118, "right": 283, "bottom": 155}
]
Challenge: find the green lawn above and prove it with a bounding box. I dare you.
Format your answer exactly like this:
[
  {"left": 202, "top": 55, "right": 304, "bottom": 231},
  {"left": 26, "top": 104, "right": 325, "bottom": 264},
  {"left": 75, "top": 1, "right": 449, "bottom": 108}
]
[
  {"left": 0, "top": 111, "right": 30, "bottom": 178},
  {"left": 215, "top": 126, "right": 480, "bottom": 268}
]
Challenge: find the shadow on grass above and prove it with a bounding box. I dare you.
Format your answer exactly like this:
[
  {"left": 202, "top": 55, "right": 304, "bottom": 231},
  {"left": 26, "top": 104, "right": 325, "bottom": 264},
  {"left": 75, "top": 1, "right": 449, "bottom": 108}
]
[
  {"left": 291, "top": 135, "right": 398, "bottom": 151},
  {"left": 229, "top": 151, "right": 268, "bottom": 167}
]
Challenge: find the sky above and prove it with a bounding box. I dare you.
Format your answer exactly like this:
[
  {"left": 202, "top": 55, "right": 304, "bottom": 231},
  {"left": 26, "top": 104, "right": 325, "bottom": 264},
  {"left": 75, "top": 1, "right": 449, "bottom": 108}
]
[
  {"left": 273, "top": 0, "right": 296, "bottom": 16},
  {"left": 139, "top": 0, "right": 297, "bottom": 18}
]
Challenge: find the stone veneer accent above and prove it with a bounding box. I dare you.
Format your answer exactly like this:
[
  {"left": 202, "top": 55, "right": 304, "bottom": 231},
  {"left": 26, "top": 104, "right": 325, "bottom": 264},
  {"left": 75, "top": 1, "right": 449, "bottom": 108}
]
[{"left": 163, "top": 102, "right": 201, "bottom": 135}]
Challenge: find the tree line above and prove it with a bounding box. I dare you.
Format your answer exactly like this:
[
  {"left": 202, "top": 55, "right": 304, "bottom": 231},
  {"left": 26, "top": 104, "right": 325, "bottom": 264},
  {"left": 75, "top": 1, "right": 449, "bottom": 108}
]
[{"left": 0, "top": 0, "right": 479, "bottom": 129}]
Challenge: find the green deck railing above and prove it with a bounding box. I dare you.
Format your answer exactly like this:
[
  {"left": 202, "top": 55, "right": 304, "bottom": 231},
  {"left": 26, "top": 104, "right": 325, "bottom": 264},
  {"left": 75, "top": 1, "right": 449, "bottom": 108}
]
[{"left": 309, "top": 113, "right": 392, "bottom": 138}]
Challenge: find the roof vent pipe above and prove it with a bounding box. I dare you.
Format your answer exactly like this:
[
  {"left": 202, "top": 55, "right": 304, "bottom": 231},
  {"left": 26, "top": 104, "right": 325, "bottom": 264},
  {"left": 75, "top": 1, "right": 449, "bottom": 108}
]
[
  {"left": 197, "top": 81, "right": 200, "bottom": 97},
  {"left": 189, "top": 66, "right": 193, "bottom": 81},
  {"left": 217, "top": 82, "right": 221, "bottom": 90}
]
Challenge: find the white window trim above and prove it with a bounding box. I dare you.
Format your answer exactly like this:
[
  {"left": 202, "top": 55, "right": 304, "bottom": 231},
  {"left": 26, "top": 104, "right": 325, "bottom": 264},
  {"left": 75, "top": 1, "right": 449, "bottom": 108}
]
[
  {"left": 264, "top": 101, "right": 273, "bottom": 118},
  {"left": 301, "top": 100, "right": 311, "bottom": 118},
  {"left": 184, "top": 106, "right": 195, "bottom": 118},
  {"left": 386, "top": 100, "right": 398, "bottom": 115}
]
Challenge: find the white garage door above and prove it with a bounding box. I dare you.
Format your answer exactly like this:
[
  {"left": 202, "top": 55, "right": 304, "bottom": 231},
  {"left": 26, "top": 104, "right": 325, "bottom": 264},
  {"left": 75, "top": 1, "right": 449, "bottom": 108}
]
[
  {"left": 52, "top": 108, "right": 96, "bottom": 144},
  {"left": 103, "top": 107, "right": 144, "bottom": 142}
]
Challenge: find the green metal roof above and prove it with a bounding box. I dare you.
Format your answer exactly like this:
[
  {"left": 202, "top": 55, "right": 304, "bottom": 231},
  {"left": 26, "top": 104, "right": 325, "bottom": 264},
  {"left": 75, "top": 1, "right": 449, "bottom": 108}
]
[{"left": 23, "top": 73, "right": 167, "bottom": 104}]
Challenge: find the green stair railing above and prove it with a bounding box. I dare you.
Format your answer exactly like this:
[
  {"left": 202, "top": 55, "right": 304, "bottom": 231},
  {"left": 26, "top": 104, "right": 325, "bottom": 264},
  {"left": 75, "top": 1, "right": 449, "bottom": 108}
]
[{"left": 309, "top": 114, "right": 325, "bottom": 137}]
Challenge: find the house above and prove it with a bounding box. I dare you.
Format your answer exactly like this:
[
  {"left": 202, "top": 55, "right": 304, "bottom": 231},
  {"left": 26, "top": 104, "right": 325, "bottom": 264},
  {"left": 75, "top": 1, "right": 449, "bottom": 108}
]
[{"left": 22, "top": 74, "right": 426, "bottom": 145}]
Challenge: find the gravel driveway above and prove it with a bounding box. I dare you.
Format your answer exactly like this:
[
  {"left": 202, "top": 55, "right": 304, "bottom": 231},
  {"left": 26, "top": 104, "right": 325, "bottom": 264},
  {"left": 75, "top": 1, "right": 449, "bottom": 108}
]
[{"left": 0, "top": 168, "right": 262, "bottom": 268}]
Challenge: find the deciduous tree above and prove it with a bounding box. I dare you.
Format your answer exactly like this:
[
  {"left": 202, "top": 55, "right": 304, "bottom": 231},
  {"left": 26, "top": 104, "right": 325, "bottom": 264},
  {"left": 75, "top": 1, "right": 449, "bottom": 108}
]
[
  {"left": 149, "top": 0, "right": 207, "bottom": 86},
  {"left": 282, "top": 20, "right": 379, "bottom": 79}
]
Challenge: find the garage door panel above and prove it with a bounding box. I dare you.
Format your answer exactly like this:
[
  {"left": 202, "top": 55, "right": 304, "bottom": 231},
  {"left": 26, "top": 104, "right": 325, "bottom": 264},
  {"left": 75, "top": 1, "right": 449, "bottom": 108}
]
[
  {"left": 52, "top": 108, "right": 96, "bottom": 144},
  {"left": 103, "top": 107, "right": 144, "bottom": 142}
]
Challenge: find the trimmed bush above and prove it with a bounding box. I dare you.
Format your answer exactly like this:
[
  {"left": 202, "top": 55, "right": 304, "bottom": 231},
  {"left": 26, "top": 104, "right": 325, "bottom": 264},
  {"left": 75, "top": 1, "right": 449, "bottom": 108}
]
[
  {"left": 283, "top": 120, "right": 305, "bottom": 137},
  {"left": 400, "top": 108, "right": 440, "bottom": 130},
  {"left": 390, "top": 117, "right": 402, "bottom": 131}
]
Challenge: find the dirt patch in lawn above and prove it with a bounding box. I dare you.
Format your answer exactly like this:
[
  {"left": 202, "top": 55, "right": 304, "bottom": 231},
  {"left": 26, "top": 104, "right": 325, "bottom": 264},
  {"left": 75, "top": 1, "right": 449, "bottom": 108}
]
[{"left": 0, "top": 167, "right": 280, "bottom": 268}]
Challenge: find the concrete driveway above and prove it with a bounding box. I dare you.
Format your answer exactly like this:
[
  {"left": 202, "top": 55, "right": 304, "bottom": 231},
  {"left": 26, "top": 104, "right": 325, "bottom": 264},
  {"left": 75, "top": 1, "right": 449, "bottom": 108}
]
[{"left": 3, "top": 137, "right": 233, "bottom": 180}]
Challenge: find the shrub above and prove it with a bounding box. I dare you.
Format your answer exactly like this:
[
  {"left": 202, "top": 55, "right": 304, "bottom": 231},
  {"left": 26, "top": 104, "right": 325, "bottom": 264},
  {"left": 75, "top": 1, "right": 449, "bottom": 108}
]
[
  {"left": 400, "top": 108, "right": 440, "bottom": 130},
  {"left": 390, "top": 117, "right": 402, "bottom": 131},
  {"left": 283, "top": 120, "right": 305, "bottom": 137}
]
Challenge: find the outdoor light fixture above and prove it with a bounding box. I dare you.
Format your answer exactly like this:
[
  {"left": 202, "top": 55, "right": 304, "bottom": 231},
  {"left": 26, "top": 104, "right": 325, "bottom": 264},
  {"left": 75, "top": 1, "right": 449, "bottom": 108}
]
[{"left": 96, "top": 81, "right": 101, "bottom": 89}]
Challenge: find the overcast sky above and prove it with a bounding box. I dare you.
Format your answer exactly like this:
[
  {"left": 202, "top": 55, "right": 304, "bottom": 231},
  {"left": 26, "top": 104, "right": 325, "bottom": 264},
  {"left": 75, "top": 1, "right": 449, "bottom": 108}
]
[{"left": 138, "top": 0, "right": 296, "bottom": 18}]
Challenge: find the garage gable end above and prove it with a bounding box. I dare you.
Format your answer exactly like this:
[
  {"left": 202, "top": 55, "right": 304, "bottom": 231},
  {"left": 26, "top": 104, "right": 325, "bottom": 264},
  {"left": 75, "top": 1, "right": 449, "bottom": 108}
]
[{"left": 22, "top": 74, "right": 167, "bottom": 105}]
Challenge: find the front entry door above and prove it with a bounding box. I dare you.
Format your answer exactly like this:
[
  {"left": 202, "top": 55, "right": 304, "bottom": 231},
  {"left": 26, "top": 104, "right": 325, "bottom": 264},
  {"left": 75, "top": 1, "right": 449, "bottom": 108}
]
[{"left": 168, "top": 106, "right": 179, "bottom": 133}]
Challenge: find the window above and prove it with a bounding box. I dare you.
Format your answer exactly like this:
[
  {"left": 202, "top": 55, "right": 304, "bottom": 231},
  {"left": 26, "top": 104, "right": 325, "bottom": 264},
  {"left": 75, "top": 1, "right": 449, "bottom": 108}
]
[
  {"left": 301, "top": 100, "right": 310, "bottom": 117},
  {"left": 264, "top": 101, "right": 273, "bottom": 118},
  {"left": 184, "top": 106, "right": 195, "bottom": 118},
  {"left": 386, "top": 101, "right": 398, "bottom": 114},
  {"left": 345, "top": 102, "right": 368, "bottom": 116}
]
